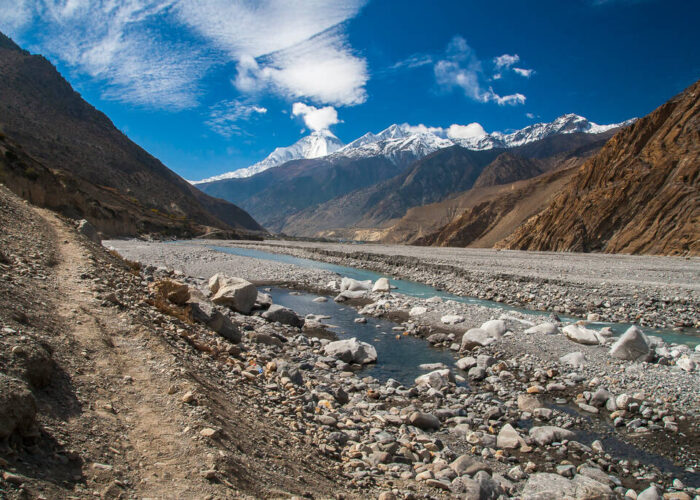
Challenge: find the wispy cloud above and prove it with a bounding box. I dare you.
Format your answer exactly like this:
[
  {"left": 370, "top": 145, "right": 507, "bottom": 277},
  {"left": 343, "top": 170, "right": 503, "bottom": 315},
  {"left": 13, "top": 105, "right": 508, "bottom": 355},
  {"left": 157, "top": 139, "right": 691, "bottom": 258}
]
[
  {"left": 513, "top": 67, "right": 534, "bottom": 78},
  {"left": 494, "top": 54, "right": 519, "bottom": 69},
  {"left": 1, "top": 0, "right": 369, "bottom": 110},
  {"left": 205, "top": 100, "right": 268, "bottom": 137},
  {"left": 434, "top": 36, "right": 528, "bottom": 106},
  {"left": 388, "top": 53, "right": 434, "bottom": 72}
]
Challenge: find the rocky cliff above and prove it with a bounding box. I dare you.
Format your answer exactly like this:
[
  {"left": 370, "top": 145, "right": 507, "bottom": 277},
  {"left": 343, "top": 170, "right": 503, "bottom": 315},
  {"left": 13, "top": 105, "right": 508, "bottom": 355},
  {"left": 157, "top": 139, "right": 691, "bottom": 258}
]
[{"left": 501, "top": 80, "right": 700, "bottom": 255}]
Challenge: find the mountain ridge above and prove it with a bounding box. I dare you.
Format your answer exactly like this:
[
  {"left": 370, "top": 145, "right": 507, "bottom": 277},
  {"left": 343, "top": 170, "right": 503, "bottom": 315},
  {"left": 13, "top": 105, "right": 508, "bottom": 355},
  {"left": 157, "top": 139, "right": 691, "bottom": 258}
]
[
  {"left": 0, "top": 31, "right": 263, "bottom": 237},
  {"left": 194, "top": 114, "right": 633, "bottom": 183}
]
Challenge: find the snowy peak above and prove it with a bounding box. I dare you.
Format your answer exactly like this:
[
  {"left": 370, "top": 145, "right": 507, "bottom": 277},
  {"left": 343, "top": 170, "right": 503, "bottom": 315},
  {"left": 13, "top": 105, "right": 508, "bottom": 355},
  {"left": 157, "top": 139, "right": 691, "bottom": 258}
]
[{"left": 193, "top": 130, "right": 344, "bottom": 183}]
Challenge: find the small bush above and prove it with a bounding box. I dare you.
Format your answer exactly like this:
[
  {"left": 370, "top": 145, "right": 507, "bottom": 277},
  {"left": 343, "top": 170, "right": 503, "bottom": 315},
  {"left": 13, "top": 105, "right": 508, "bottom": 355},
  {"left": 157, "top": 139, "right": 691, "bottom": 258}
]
[{"left": 24, "top": 166, "right": 39, "bottom": 181}]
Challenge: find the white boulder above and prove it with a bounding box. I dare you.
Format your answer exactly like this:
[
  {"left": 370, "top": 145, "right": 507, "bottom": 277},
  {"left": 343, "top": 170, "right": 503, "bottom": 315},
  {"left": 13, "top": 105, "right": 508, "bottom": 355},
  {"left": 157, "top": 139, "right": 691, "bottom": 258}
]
[
  {"left": 372, "top": 278, "right": 391, "bottom": 293},
  {"left": 340, "top": 277, "right": 372, "bottom": 292},
  {"left": 480, "top": 319, "right": 506, "bottom": 337},
  {"left": 609, "top": 326, "right": 650, "bottom": 361},
  {"left": 322, "top": 338, "right": 377, "bottom": 365},
  {"left": 409, "top": 306, "right": 427, "bottom": 317},
  {"left": 441, "top": 314, "right": 465, "bottom": 325},
  {"left": 524, "top": 322, "right": 559, "bottom": 335},
  {"left": 209, "top": 274, "right": 257, "bottom": 314},
  {"left": 563, "top": 324, "right": 600, "bottom": 345},
  {"left": 415, "top": 369, "right": 454, "bottom": 389}
]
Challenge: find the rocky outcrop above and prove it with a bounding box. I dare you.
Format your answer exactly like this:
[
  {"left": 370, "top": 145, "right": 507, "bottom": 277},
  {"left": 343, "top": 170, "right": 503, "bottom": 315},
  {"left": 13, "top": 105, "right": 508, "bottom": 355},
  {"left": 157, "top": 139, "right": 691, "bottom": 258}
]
[{"left": 501, "top": 79, "right": 700, "bottom": 256}]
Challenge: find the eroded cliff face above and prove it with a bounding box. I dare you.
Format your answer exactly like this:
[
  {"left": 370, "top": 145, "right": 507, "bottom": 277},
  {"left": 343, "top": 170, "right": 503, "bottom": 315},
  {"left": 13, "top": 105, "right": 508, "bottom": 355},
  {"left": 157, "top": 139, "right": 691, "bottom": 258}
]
[{"left": 500, "top": 80, "right": 700, "bottom": 256}]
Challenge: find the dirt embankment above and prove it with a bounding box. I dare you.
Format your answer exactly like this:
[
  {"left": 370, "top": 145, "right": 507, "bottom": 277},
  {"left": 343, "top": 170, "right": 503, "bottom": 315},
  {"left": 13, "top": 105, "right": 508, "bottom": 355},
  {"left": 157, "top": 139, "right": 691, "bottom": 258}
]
[{"left": 0, "top": 185, "right": 360, "bottom": 499}]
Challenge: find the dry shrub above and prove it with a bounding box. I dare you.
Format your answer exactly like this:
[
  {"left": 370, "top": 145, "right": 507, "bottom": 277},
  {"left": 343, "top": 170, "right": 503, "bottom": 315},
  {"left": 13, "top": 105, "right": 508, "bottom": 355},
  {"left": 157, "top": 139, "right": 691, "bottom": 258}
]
[
  {"left": 146, "top": 296, "right": 194, "bottom": 325},
  {"left": 107, "top": 249, "right": 141, "bottom": 275}
]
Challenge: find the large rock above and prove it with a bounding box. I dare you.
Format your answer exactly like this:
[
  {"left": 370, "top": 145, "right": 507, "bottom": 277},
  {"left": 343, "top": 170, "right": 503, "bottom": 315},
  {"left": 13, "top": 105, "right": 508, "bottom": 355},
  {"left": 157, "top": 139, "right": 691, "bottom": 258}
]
[
  {"left": 0, "top": 374, "right": 37, "bottom": 438},
  {"left": 372, "top": 278, "right": 391, "bottom": 293},
  {"left": 415, "top": 369, "right": 454, "bottom": 389},
  {"left": 209, "top": 274, "right": 257, "bottom": 314},
  {"left": 461, "top": 328, "right": 497, "bottom": 350},
  {"left": 262, "top": 304, "right": 304, "bottom": 328},
  {"left": 323, "top": 338, "right": 377, "bottom": 365},
  {"left": 408, "top": 411, "right": 441, "bottom": 430},
  {"left": 609, "top": 326, "right": 650, "bottom": 361},
  {"left": 529, "top": 426, "right": 576, "bottom": 446},
  {"left": 409, "top": 306, "right": 427, "bottom": 317},
  {"left": 334, "top": 290, "right": 367, "bottom": 302},
  {"left": 340, "top": 277, "right": 372, "bottom": 292},
  {"left": 560, "top": 351, "right": 586, "bottom": 369},
  {"left": 517, "top": 394, "right": 545, "bottom": 412},
  {"left": 77, "top": 219, "right": 100, "bottom": 243},
  {"left": 480, "top": 319, "right": 506, "bottom": 337},
  {"left": 441, "top": 314, "right": 465, "bottom": 325},
  {"left": 152, "top": 279, "right": 190, "bottom": 306},
  {"left": 525, "top": 322, "right": 559, "bottom": 335},
  {"left": 450, "top": 455, "right": 492, "bottom": 476},
  {"left": 563, "top": 324, "right": 600, "bottom": 345},
  {"left": 496, "top": 423, "right": 521, "bottom": 449},
  {"left": 521, "top": 473, "right": 576, "bottom": 499}
]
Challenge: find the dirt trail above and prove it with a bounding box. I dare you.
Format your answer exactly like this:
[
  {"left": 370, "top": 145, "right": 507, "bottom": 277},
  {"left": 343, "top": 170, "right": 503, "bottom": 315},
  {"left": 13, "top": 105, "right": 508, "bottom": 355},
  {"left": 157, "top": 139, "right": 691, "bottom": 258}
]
[{"left": 37, "top": 208, "right": 232, "bottom": 499}]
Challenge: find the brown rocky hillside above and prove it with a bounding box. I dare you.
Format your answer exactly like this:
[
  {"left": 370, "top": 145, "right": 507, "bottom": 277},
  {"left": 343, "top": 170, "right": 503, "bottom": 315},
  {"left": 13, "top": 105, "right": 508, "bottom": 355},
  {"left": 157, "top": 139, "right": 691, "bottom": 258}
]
[
  {"left": 500, "top": 80, "right": 700, "bottom": 255},
  {"left": 0, "top": 32, "right": 263, "bottom": 237}
]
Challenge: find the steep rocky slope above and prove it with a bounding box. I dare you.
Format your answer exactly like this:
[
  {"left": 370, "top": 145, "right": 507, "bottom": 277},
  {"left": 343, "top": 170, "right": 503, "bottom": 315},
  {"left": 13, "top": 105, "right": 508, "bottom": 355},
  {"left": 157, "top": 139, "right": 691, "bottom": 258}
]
[
  {"left": 0, "top": 32, "right": 262, "bottom": 237},
  {"left": 501, "top": 80, "right": 700, "bottom": 255},
  {"left": 411, "top": 165, "right": 580, "bottom": 247}
]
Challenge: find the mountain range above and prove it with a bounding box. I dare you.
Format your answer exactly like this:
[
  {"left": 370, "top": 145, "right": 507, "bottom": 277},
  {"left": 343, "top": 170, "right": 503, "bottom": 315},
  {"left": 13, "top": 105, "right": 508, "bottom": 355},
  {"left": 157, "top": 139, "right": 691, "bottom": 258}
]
[
  {"left": 194, "top": 114, "right": 633, "bottom": 183},
  {"left": 195, "top": 114, "right": 629, "bottom": 236},
  {"left": 0, "top": 32, "right": 262, "bottom": 238}
]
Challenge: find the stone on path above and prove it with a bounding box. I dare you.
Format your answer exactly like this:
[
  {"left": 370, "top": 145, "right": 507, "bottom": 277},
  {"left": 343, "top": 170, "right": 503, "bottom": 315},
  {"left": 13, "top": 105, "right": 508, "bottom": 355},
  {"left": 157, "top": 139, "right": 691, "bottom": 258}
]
[{"left": 461, "top": 328, "right": 497, "bottom": 350}]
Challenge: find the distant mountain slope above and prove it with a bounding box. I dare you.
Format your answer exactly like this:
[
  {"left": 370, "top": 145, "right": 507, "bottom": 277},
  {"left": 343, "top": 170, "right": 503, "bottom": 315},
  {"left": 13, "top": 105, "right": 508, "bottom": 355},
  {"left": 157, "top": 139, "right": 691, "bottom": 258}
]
[
  {"left": 282, "top": 131, "right": 616, "bottom": 237},
  {"left": 501, "top": 80, "right": 700, "bottom": 255},
  {"left": 0, "top": 32, "right": 262, "bottom": 237},
  {"left": 407, "top": 164, "right": 581, "bottom": 247}
]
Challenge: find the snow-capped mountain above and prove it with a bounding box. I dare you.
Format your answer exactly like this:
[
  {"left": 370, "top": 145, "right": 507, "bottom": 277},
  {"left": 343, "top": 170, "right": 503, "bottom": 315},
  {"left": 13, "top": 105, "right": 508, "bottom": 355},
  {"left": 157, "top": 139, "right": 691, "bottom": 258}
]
[
  {"left": 192, "top": 114, "right": 633, "bottom": 183},
  {"left": 454, "top": 113, "right": 636, "bottom": 150},
  {"left": 333, "top": 124, "right": 453, "bottom": 165},
  {"left": 193, "top": 129, "right": 344, "bottom": 184}
]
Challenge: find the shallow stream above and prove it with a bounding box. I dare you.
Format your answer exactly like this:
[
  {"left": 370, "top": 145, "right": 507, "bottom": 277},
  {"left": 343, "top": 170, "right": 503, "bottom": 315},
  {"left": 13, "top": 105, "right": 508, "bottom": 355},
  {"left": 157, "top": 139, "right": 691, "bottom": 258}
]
[{"left": 211, "top": 245, "right": 699, "bottom": 347}]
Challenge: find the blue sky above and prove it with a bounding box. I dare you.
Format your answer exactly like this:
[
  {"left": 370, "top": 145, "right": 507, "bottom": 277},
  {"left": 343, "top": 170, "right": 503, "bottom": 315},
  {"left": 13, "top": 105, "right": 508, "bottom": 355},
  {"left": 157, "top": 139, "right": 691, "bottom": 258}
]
[{"left": 2, "top": 0, "right": 698, "bottom": 181}]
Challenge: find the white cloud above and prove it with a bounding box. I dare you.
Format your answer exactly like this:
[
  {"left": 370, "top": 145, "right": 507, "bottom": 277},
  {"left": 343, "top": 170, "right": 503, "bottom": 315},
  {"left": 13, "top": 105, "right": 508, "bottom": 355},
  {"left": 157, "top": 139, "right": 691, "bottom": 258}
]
[
  {"left": 447, "top": 122, "right": 487, "bottom": 140},
  {"left": 402, "top": 123, "right": 444, "bottom": 135},
  {"left": 4, "top": 0, "right": 368, "bottom": 110},
  {"left": 178, "top": 0, "right": 368, "bottom": 106},
  {"left": 206, "top": 100, "right": 268, "bottom": 137},
  {"left": 513, "top": 67, "right": 534, "bottom": 78},
  {"left": 0, "top": 0, "right": 33, "bottom": 36},
  {"left": 434, "top": 36, "right": 528, "bottom": 107},
  {"left": 494, "top": 54, "right": 519, "bottom": 69},
  {"left": 388, "top": 53, "right": 434, "bottom": 72},
  {"left": 292, "top": 102, "right": 339, "bottom": 131},
  {"left": 526, "top": 112, "right": 535, "bottom": 119}
]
